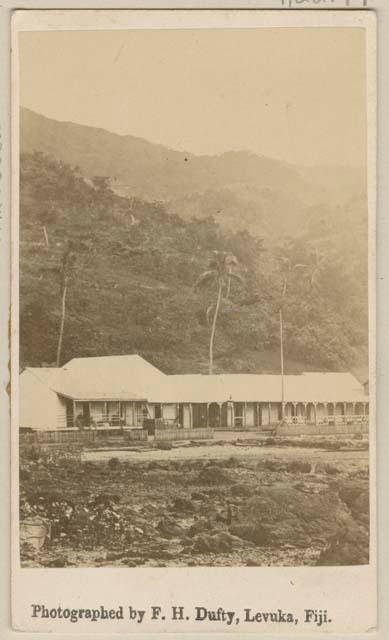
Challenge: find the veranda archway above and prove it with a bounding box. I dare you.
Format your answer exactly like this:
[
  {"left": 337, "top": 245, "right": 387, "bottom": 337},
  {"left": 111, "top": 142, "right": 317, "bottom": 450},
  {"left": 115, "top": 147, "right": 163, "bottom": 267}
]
[
  {"left": 284, "top": 402, "right": 295, "bottom": 419},
  {"left": 208, "top": 402, "right": 221, "bottom": 429}
]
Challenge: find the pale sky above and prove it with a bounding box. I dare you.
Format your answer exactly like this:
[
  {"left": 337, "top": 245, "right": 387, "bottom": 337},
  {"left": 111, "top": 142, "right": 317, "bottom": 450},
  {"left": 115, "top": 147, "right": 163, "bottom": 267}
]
[{"left": 19, "top": 28, "right": 366, "bottom": 167}]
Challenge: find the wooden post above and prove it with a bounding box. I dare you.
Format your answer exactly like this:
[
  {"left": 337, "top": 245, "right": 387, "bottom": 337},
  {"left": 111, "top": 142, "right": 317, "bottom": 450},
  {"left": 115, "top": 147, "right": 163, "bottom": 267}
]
[
  {"left": 43, "top": 225, "right": 49, "bottom": 247},
  {"left": 314, "top": 403, "right": 317, "bottom": 426},
  {"left": 268, "top": 402, "right": 271, "bottom": 426},
  {"left": 118, "top": 401, "right": 122, "bottom": 430}
]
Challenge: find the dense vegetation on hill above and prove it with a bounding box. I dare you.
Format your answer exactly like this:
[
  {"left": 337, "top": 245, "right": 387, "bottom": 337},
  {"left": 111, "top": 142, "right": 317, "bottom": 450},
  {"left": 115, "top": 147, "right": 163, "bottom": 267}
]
[
  {"left": 20, "top": 151, "right": 368, "bottom": 376},
  {"left": 21, "top": 107, "right": 366, "bottom": 239}
]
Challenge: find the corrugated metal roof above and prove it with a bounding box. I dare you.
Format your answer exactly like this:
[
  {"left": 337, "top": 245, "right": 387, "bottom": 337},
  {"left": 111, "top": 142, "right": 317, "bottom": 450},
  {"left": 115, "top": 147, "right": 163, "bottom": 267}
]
[
  {"left": 60, "top": 355, "right": 163, "bottom": 400},
  {"left": 24, "top": 355, "right": 164, "bottom": 401},
  {"left": 23, "top": 356, "right": 368, "bottom": 404},
  {"left": 147, "top": 372, "right": 367, "bottom": 404}
]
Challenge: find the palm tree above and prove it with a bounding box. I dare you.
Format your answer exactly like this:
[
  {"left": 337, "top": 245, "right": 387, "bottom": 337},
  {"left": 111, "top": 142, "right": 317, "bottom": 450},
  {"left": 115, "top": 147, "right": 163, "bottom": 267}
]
[
  {"left": 56, "top": 243, "right": 76, "bottom": 367},
  {"left": 225, "top": 254, "right": 239, "bottom": 300},
  {"left": 195, "top": 251, "right": 241, "bottom": 375}
]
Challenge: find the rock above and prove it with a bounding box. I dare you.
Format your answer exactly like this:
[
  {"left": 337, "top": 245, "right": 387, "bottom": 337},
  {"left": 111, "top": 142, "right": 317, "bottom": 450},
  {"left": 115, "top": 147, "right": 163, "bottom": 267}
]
[
  {"left": 223, "top": 456, "right": 240, "bottom": 468},
  {"left": 188, "top": 517, "right": 212, "bottom": 537},
  {"left": 230, "top": 483, "right": 255, "bottom": 497},
  {"left": 337, "top": 481, "right": 365, "bottom": 508},
  {"left": 316, "top": 527, "right": 369, "bottom": 565},
  {"left": 171, "top": 497, "right": 194, "bottom": 513},
  {"left": 229, "top": 523, "right": 273, "bottom": 546},
  {"left": 191, "top": 492, "right": 208, "bottom": 501},
  {"left": 156, "top": 518, "right": 183, "bottom": 538},
  {"left": 192, "top": 531, "right": 235, "bottom": 554},
  {"left": 286, "top": 460, "right": 312, "bottom": 474},
  {"left": 156, "top": 441, "right": 173, "bottom": 451},
  {"left": 246, "top": 558, "right": 260, "bottom": 566},
  {"left": 121, "top": 558, "right": 138, "bottom": 567},
  {"left": 314, "top": 462, "right": 340, "bottom": 475},
  {"left": 106, "top": 550, "right": 126, "bottom": 561},
  {"left": 107, "top": 457, "right": 121, "bottom": 470},
  {"left": 197, "top": 466, "right": 232, "bottom": 486},
  {"left": 41, "top": 557, "right": 68, "bottom": 568},
  {"left": 257, "top": 460, "right": 286, "bottom": 472}
]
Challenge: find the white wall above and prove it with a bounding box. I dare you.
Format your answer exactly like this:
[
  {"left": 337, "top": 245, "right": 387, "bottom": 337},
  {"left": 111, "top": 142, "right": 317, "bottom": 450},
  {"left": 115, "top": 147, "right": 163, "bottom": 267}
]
[
  {"left": 261, "top": 403, "right": 271, "bottom": 425},
  {"left": 183, "top": 404, "right": 191, "bottom": 428},
  {"left": 122, "top": 401, "right": 135, "bottom": 425},
  {"left": 19, "top": 370, "right": 66, "bottom": 430},
  {"left": 162, "top": 404, "right": 177, "bottom": 421},
  {"left": 260, "top": 402, "right": 280, "bottom": 425},
  {"left": 90, "top": 401, "right": 105, "bottom": 422},
  {"left": 245, "top": 403, "right": 255, "bottom": 427}
]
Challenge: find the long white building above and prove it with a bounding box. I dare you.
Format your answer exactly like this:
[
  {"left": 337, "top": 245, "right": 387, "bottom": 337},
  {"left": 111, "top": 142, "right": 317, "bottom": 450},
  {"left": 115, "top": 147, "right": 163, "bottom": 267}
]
[{"left": 19, "top": 355, "right": 369, "bottom": 432}]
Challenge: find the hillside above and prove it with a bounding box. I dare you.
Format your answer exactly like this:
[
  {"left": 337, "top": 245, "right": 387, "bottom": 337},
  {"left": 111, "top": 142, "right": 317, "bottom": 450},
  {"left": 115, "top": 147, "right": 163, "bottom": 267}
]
[
  {"left": 19, "top": 151, "right": 368, "bottom": 376},
  {"left": 20, "top": 108, "right": 366, "bottom": 240}
]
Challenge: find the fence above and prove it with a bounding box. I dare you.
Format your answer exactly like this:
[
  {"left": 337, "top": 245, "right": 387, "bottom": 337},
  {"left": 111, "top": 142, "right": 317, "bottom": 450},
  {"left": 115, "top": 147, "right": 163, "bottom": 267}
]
[
  {"left": 20, "top": 428, "right": 147, "bottom": 446},
  {"left": 284, "top": 414, "right": 368, "bottom": 426},
  {"left": 125, "top": 429, "right": 148, "bottom": 442},
  {"left": 276, "top": 422, "right": 369, "bottom": 437},
  {"left": 20, "top": 430, "right": 98, "bottom": 446},
  {"left": 155, "top": 428, "right": 214, "bottom": 442}
]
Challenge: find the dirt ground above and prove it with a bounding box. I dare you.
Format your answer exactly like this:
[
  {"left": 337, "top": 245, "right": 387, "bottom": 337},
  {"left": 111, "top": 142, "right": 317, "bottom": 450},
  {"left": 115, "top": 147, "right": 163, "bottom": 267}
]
[{"left": 19, "top": 436, "right": 370, "bottom": 568}]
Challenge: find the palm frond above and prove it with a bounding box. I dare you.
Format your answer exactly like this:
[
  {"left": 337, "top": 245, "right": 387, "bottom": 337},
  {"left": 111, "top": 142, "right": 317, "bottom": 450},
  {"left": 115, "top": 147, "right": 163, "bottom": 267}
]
[
  {"left": 229, "top": 271, "right": 244, "bottom": 284},
  {"left": 194, "top": 270, "right": 217, "bottom": 289}
]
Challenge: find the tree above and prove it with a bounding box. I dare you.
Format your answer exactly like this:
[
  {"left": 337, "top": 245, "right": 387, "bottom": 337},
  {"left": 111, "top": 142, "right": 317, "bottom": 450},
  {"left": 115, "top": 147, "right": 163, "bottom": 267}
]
[
  {"left": 305, "top": 246, "right": 326, "bottom": 293},
  {"left": 56, "top": 243, "right": 76, "bottom": 367},
  {"left": 92, "top": 175, "right": 111, "bottom": 191},
  {"left": 195, "top": 251, "right": 242, "bottom": 374}
]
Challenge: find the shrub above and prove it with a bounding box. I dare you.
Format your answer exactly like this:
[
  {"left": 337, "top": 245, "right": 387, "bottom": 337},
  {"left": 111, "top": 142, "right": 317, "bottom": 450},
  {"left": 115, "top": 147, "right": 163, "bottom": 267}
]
[
  {"left": 286, "top": 460, "right": 311, "bottom": 474},
  {"left": 107, "top": 457, "right": 120, "bottom": 470},
  {"left": 156, "top": 441, "right": 173, "bottom": 450}
]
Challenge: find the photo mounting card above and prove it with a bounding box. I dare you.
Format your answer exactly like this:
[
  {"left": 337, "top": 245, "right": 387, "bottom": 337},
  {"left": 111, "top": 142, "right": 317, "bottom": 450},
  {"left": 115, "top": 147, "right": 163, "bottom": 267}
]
[{"left": 10, "top": 8, "right": 376, "bottom": 636}]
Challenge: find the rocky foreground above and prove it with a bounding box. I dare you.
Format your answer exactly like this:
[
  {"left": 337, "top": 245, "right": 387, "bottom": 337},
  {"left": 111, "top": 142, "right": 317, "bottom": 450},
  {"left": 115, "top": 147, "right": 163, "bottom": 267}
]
[{"left": 20, "top": 439, "right": 369, "bottom": 568}]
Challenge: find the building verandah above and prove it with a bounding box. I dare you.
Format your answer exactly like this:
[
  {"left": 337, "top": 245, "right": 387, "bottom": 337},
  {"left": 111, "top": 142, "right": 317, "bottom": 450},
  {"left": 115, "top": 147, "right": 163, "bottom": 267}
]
[
  {"left": 61, "top": 398, "right": 369, "bottom": 430},
  {"left": 283, "top": 401, "right": 369, "bottom": 425},
  {"left": 146, "top": 400, "right": 370, "bottom": 430},
  {"left": 62, "top": 399, "right": 148, "bottom": 429}
]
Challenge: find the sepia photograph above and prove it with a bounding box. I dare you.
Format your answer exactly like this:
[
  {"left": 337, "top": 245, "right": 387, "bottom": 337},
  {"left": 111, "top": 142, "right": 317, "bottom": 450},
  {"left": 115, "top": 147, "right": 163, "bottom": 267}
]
[{"left": 15, "top": 16, "right": 373, "bottom": 574}]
